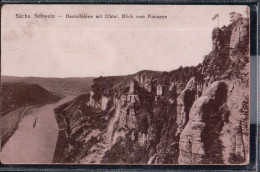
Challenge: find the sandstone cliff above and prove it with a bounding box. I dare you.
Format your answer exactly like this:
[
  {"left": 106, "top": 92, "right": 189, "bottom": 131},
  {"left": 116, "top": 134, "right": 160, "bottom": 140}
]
[{"left": 54, "top": 16, "right": 249, "bottom": 164}]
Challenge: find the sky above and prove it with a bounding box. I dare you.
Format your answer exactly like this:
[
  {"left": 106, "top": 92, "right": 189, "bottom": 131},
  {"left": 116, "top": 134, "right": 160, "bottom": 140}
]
[{"left": 1, "top": 5, "right": 248, "bottom": 78}]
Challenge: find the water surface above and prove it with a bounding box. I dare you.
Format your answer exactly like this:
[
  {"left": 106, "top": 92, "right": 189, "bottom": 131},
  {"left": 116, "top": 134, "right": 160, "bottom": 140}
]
[{"left": 1, "top": 96, "right": 75, "bottom": 164}]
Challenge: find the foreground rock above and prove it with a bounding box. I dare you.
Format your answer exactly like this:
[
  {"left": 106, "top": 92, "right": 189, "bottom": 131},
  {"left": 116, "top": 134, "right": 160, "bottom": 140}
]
[{"left": 178, "top": 81, "right": 228, "bottom": 164}]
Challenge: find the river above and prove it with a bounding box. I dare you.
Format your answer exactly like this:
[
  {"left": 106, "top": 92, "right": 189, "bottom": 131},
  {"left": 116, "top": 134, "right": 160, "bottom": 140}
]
[{"left": 1, "top": 96, "right": 75, "bottom": 164}]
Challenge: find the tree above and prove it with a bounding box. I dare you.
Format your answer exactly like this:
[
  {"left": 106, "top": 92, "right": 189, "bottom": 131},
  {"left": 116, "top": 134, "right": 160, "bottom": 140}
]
[
  {"left": 239, "top": 96, "right": 249, "bottom": 136},
  {"left": 229, "top": 12, "right": 242, "bottom": 23},
  {"left": 245, "top": 7, "right": 249, "bottom": 18}
]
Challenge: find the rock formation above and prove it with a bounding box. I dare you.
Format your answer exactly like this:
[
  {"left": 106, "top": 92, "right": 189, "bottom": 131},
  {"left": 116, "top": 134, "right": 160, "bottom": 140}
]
[
  {"left": 54, "top": 16, "right": 249, "bottom": 165},
  {"left": 176, "top": 77, "right": 197, "bottom": 135},
  {"left": 178, "top": 81, "right": 228, "bottom": 164}
]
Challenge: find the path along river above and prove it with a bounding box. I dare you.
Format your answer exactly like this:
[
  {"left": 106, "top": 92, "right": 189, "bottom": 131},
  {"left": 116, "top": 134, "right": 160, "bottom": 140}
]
[{"left": 1, "top": 96, "right": 75, "bottom": 164}]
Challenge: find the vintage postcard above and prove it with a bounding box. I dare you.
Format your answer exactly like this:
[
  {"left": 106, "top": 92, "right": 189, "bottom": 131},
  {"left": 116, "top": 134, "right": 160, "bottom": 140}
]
[{"left": 1, "top": 5, "right": 250, "bottom": 165}]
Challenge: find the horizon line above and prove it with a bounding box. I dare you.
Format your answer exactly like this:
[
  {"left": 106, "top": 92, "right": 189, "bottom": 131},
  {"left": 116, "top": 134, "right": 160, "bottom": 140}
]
[
  {"left": 1, "top": 68, "right": 183, "bottom": 79},
  {"left": 1, "top": 63, "right": 199, "bottom": 79}
]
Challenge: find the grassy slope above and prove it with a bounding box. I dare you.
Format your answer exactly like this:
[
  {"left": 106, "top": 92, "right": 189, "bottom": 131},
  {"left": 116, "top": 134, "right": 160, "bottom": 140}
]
[{"left": 1, "top": 82, "right": 61, "bottom": 115}]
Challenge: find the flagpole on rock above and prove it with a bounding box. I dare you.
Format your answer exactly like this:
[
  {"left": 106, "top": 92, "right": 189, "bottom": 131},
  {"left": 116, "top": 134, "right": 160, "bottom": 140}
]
[
  {"left": 212, "top": 14, "right": 220, "bottom": 28},
  {"left": 218, "top": 14, "right": 219, "bottom": 27}
]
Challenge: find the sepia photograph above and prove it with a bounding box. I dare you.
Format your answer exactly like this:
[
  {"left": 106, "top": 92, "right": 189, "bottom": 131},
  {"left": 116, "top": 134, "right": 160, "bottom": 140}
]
[{"left": 1, "top": 5, "right": 250, "bottom": 165}]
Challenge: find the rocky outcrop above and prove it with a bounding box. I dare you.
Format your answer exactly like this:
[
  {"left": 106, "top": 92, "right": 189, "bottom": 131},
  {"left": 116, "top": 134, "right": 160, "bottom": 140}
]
[
  {"left": 220, "top": 81, "right": 249, "bottom": 164},
  {"left": 115, "top": 93, "right": 139, "bottom": 131},
  {"left": 229, "top": 17, "right": 249, "bottom": 62},
  {"left": 88, "top": 90, "right": 98, "bottom": 108},
  {"left": 129, "top": 80, "right": 135, "bottom": 94},
  {"left": 178, "top": 81, "right": 228, "bottom": 164},
  {"left": 101, "top": 96, "right": 109, "bottom": 111},
  {"left": 212, "top": 28, "right": 223, "bottom": 51},
  {"left": 88, "top": 90, "right": 110, "bottom": 111},
  {"left": 168, "top": 82, "right": 176, "bottom": 91},
  {"left": 230, "top": 18, "right": 248, "bottom": 49},
  {"left": 156, "top": 84, "right": 163, "bottom": 96},
  {"left": 176, "top": 77, "right": 197, "bottom": 135},
  {"left": 144, "top": 78, "right": 152, "bottom": 92}
]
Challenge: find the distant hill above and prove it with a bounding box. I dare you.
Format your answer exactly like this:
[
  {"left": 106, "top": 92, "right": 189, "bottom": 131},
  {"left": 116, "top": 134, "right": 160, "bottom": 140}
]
[
  {"left": 1, "top": 82, "right": 61, "bottom": 115},
  {"left": 1, "top": 76, "right": 94, "bottom": 96}
]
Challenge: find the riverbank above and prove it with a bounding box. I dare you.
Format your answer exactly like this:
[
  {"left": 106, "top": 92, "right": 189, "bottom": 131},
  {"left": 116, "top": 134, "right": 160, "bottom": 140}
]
[
  {"left": 1, "top": 106, "right": 34, "bottom": 148},
  {"left": 1, "top": 98, "right": 63, "bottom": 149},
  {"left": 1, "top": 96, "right": 77, "bottom": 164},
  {"left": 52, "top": 112, "right": 70, "bottom": 163}
]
